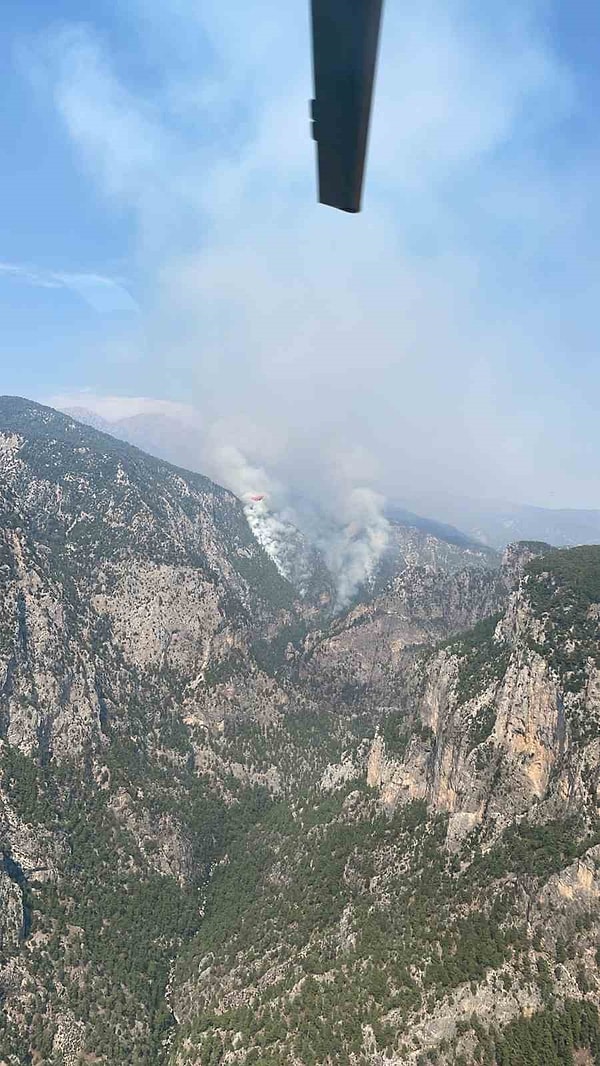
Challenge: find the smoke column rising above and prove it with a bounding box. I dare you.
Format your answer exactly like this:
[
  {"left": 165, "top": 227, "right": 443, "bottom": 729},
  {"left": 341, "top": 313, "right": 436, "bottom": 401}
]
[
  {"left": 206, "top": 443, "right": 295, "bottom": 579},
  {"left": 51, "top": 397, "right": 391, "bottom": 605},
  {"left": 317, "top": 487, "right": 390, "bottom": 607},
  {"left": 207, "top": 438, "right": 389, "bottom": 606}
]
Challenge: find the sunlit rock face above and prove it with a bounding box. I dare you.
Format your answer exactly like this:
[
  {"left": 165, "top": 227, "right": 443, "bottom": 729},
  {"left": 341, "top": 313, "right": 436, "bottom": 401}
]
[{"left": 366, "top": 546, "right": 600, "bottom": 854}]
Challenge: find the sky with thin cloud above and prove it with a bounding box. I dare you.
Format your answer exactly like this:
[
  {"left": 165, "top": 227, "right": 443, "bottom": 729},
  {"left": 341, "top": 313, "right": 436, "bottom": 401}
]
[{"left": 2, "top": 1, "right": 600, "bottom": 508}]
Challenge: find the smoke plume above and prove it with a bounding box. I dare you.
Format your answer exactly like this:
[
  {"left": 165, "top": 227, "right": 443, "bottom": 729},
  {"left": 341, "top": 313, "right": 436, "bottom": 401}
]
[
  {"left": 206, "top": 443, "right": 290, "bottom": 576},
  {"left": 320, "top": 488, "right": 390, "bottom": 608},
  {"left": 207, "top": 438, "right": 389, "bottom": 606}
]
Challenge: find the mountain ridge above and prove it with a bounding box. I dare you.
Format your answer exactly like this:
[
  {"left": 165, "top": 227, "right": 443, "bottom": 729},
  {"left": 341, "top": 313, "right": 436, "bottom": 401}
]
[
  {"left": 0, "top": 398, "right": 599, "bottom": 1064},
  {"left": 57, "top": 400, "right": 600, "bottom": 552}
]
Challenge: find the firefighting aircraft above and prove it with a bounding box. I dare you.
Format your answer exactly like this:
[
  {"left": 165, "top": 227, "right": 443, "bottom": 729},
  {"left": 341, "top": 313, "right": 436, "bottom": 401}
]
[{"left": 310, "top": 0, "right": 384, "bottom": 213}]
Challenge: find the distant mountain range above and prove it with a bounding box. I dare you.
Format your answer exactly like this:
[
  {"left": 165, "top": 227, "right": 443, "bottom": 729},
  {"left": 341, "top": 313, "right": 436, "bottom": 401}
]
[
  {"left": 394, "top": 488, "right": 600, "bottom": 550},
  {"left": 61, "top": 405, "right": 208, "bottom": 474}
]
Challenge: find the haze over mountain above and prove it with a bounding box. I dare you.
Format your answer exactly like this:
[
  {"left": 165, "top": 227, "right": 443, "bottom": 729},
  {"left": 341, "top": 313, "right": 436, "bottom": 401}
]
[
  {"left": 58, "top": 399, "right": 600, "bottom": 557},
  {"left": 391, "top": 491, "right": 600, "bottom": 552}
]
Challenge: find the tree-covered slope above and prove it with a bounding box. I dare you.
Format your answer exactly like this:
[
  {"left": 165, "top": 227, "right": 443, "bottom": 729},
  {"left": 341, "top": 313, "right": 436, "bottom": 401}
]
[
  {"left": 1, "top": 399, "right": 600, "bottom": 1066},
  {"left": 0, "top": 397, "right": 306, "bottom": 1062},
  {"left": 170, "top": 545, "right": 600, "bottom": 1066}
]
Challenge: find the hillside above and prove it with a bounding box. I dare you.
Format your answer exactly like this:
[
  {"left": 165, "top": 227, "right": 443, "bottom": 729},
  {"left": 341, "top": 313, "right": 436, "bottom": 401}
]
[
  {"left": 0, "top": 399, "right": 599, "bottom": 1065},
  {"left": 171, "top": 544, "right": 600, "bottom": 1066},
  {"left": 60, "top": 405, "right": 600, "bottom": 553},
  {"left": 0, "top": 397, "right": 308, "bottom": 1062},
  {"left": 58, "top": 402, "right": 501, "bottom": 601}
]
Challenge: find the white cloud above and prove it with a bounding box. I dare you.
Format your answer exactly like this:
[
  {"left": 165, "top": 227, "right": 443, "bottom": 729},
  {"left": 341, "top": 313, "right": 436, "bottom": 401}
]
[
  {"left": 0, "top": 262, "right": 62, "bottom": 289},
  {"left": 49, "top": 26, "right": 166, "bottom": 207},
  {"left": 53, "top": 274, "right": 139, "bottom": 313},
  {"left": 32, "top": 2, "right": 600, "bottom": 509},
  {"left": 0, "top": 260, "right": 139, "bottom": 313}
]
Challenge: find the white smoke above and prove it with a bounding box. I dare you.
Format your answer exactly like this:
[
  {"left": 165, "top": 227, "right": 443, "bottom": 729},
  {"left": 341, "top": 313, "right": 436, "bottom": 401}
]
[
  {"left": 210, "top": 442, "right": 389, "bottom": 608},
  {"left": 57, "top": 394, "right": 390, "bottom": 607},
  {"left": 207, "top": 442, "right": 308, "bottom": 589},
  {"left": 246, "top": 499, "right": 318, "bottom": 595},
  {"left": 317, "top": 488, "right": 390, "bottom": 609},
  {"left": 209, "top": 442, "right": 273, "bottom": 501}
]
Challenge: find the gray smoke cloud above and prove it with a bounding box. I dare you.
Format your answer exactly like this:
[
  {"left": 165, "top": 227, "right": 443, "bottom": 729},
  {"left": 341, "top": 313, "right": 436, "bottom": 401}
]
[
  {"left": 320, "top": 488, "right": 390, "bottom": 608},
  {"left": 52, "top": 393, "right": 392, "bottom": 604},
  {"left": 206, "top": 436, "right": 389, "bottom": 605},
  {"left": 36, "top": 0, "right": 600, "bottom": 575}
]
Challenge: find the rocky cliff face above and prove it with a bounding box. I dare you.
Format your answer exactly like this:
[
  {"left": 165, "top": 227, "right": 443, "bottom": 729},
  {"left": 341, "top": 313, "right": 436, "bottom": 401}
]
[
  {"left": 0, "top": 397, "right": 302, "bottom": 756},
  {"left": 0, "top": 398, "right": 306, "bottom": 1063},
  {"left": 367, "top": 544, "right": 600, "bottom": 843},
  {"left": 169, "top": 545, "right": 600, "bottom": 1066},
  {"left": 298, "top": 553, "right": 506, "bottom": 712},
  {"left": 1, "top": 398, "right": 600, "bottom": 1066}
]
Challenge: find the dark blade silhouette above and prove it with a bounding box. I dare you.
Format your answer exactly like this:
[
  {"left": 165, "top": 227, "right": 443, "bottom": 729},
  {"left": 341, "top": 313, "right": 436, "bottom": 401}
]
[{"left": 310, "top": 0, "right": 384, "bottom": 213}]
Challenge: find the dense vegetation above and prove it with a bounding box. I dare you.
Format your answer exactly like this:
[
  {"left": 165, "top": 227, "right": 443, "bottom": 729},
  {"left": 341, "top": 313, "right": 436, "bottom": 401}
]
[
  {"left": 2, "top": 401, "right": 600, "bottom": 1066},
  {"left": 0, "top": 740, "right": 284, "bottom": 1063},
  {"left": 526, "top": 545, "right": 600, "bottom": 696},
  {"left": 168, "top": 781, "right": 600, "bottom": 1065},
  {"left": 494, "top": 999, "right": 600, "bottom": 1065},
  {"left": 444, "top": 613, "right": 510, "bottom": 705}
]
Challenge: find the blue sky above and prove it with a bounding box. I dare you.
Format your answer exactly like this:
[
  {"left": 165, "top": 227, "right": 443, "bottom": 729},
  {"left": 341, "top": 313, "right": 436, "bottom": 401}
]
[{"left": 2, "top": 1, "right": 600, "bottom": 507}]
